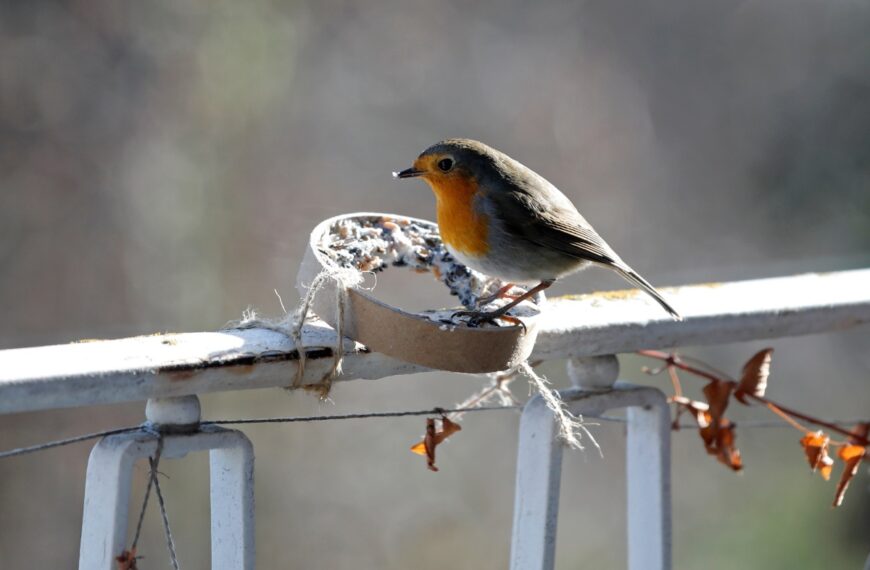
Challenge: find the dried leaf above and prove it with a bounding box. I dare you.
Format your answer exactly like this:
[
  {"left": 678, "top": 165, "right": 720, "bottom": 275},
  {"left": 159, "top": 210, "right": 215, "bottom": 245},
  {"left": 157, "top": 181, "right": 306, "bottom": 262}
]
[
  {"left": 671, "top": 396, "right": 742, "bottom": 471},
  {"left": 410, "top": 417, "right": 462, "bottom": 472},
  {"left": 116, "top": 548, "right": 138, "bottom": 570},
  {"left": 699, "top": 417, "right": 743, "bottom": 471},
  {"left": 702, "top": 380, "right": 734, "bottom": 440},
  {"left": 670, "top": 396, "right": 709, "bottom": 430},
  {"left": 832, "top": 444, "right": 866, "bottom": 507},
  {"left": 832, "top": 423, "right": 869, "bottom": 507},
  {"left": 698, "top": 411, "right": 717, "bottom": 452},
  {"left": 439, "top": 417, "right": 462, "bottom": 440},
  {"left": 413, "top": 419, "right": 438, "bottom": 470},
  {"left": 799, "top": 431, "right": 834, "bottom": 481},
  {"left": 715, "top": 420, "right": 743, "bottom": 471},
  {"left": 735, "top": 348, "right": 773, "bottom": 405}
]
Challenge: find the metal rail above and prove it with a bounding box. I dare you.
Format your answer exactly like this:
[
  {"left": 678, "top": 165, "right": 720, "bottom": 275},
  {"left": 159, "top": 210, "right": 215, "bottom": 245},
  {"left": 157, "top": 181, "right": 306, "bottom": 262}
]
[{"left": 0, "top": 269, "right": 869, "bottom": 415}]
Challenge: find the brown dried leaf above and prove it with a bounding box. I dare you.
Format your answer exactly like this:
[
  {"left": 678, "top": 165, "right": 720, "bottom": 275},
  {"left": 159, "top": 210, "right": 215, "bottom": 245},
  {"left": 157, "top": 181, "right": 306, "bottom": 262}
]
[
  {"left": 799, "top": 431, "right": 834, "bottom": 481},
  {"left": 672, "top": 395, "right": 742, "bottom": 471},
  {"left": 410, "top": 417, "right": 462, "bottom": 472},
  {"left": 715, "top": 420, "right": 743, "bottom": 471},
  {"left": 832, "top": 423, "right": 869, "bottom": 507},
  {"left": 698, "top": 411, "right": 717, "bottom": 452},
  {"left": 697, "top": 413, "right": 742, "bottom": 471},
  {"left": 438, "top": 417, "right": 462, "bottom": 441},
  {"left": 702, "top": 380, "right": 734, "bottom": 440},
  {"left": 832, "top": 444, "right": 866, "bottom": 507},
  {"left": 116, "top": 548, "right": 138, "bottom": 570},
  {"left": 735, "top": 348, "right": 773, "bottom": 405},
  {"left": 410, "top": 419, "right": 437, "bottom": 468}
]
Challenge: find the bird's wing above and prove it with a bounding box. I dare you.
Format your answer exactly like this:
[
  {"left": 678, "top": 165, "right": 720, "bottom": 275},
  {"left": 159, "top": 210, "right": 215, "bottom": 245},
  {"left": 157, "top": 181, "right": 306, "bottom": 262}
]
[
  {"left": 483, "top": 181, "right": 624, "bottom": 267},
  {"left": 482, "top": 180, "right": 682, "bottom": 320}
]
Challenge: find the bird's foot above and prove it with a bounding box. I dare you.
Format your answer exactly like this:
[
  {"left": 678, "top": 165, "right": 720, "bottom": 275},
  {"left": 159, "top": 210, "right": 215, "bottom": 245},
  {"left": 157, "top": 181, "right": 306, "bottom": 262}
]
[
  {"left": 494, "top": 314, "right": 527, "bottom": 331},
  {"left": 451, "top": 308, "right": 527, "bottom": 332},
  {"left": 476, "top": 283, "right": 521, "bottom": 307}
]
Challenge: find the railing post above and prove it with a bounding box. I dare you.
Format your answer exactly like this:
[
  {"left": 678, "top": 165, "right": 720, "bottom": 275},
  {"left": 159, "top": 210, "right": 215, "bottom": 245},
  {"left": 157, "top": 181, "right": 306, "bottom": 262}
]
[
  {"left": 78, "top": 396, "right": 255, "bottom": 570},
  {"left": 510, "top": 395, "right": 564, "bottom": 570},
  {"left": 210, "top": 435, "right": 255, "bottom": 568},
  {"left": 626, "top": 392, "right": 671, "bottom": 570},
  {"left": 78, "top": 428, "right": 147, "bottom": 567},
  {"left": 509, "top": 356, "right": 672, "bottom": 570}
]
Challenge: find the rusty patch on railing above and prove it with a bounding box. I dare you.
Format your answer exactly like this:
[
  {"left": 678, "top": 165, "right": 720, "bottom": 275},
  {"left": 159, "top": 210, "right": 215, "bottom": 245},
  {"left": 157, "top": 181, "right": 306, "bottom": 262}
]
[{"left": 160, "top": 347, "right": 335, "bottom": 381}]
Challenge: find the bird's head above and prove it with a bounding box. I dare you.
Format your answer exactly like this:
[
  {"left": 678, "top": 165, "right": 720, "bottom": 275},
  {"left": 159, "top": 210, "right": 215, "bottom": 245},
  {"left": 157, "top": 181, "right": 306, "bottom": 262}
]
[{"left": 394, "top": 138, "right": 502, "bottom": 198}]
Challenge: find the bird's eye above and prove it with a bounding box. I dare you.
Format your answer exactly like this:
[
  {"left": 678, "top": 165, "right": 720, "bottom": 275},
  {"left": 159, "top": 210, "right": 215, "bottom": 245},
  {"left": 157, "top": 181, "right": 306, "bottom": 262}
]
[{"left": 437, "top": 157, "right": 454, "bottom": 172}]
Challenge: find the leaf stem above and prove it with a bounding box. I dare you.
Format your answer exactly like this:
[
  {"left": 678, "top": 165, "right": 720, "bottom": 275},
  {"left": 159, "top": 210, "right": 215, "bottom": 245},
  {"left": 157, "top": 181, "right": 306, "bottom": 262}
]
[
  {"left": 667, "top": 365, "right": 683, "bottom": 398},
  {"left": 764, "top": 401, "right": 806, "bottom": 433},
  {"left": 637, "top": 350, "right": 869, "bottom": 446}
]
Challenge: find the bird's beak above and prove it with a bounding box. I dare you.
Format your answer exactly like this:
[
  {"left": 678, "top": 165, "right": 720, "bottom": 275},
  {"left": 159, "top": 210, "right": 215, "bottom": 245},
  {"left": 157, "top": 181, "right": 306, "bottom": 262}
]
[{"left": 393, "top": 167, "right": 424, "bottom": 179}]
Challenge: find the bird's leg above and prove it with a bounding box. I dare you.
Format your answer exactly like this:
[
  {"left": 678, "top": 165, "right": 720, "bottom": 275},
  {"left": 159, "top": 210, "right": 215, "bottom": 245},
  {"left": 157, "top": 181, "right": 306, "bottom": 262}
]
[
  {"left": 476, "top": 282, "right": 517, "bottom": 307},
  {"left": 454, "top": 279, "right": 554, "bottom": 328},
  {"left": 491, "top": 314, "right": 527, "bottom": 331}
]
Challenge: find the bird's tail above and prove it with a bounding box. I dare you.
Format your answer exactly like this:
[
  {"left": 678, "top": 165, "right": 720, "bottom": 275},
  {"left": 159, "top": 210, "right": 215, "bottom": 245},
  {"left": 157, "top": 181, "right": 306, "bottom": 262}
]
[{"left": 613, "top": 265, "right": 682, "bottom": 321}]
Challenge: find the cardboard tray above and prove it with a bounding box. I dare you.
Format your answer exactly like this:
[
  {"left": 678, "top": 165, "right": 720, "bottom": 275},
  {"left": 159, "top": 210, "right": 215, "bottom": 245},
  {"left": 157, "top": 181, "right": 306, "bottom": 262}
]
[{"left": 295, "top": 212, "right": 539, "bottom": 373}]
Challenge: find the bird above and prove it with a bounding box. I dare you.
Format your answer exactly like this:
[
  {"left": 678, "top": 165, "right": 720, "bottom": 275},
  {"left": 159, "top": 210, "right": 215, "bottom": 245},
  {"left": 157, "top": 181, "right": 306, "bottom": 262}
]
[{"left": 394, "top": 138, "right": 681, "bottom": 325}]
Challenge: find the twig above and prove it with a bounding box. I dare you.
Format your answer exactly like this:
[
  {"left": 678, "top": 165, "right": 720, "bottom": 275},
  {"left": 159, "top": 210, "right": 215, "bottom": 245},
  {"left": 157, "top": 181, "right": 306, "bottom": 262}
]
[{"left": 638, "top": 350, "right": 869, "bottom": 446}]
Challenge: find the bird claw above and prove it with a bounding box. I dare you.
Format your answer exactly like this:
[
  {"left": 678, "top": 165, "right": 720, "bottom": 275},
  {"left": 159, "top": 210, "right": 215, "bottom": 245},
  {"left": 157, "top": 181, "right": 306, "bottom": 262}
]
[
  {"left": 450, "top": 309, "right": 491, "bottom": 327},
  {"left": 495, "top": 314, "right": 527, "bottom": 332},
  {"left": 475, "top": 283, "right": 520, "bottom": 307},
  {"left": 451, "top": 309, "right": 527, "bottom": 332}
]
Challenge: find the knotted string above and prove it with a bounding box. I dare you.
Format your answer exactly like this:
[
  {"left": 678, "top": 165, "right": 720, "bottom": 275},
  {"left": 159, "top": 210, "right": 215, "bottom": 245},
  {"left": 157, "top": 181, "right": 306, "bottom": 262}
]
[{"left": 231, "top": 262, "right": 364, "bottom": 398}]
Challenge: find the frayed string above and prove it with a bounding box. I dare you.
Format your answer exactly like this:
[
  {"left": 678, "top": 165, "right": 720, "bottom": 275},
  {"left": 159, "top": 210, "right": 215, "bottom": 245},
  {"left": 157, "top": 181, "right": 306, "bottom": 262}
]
[
  {"left": 519, "top": 362, "right": 601, "bottom": 455},
  {"left": 294, "top": 266, "right": 362, "bottom": 397},
  {"left": 289, "top": 270, "right": 329, "bottom": 390},
  {"left": 229, "top": 264, "right": 363, "bottom": 399},
  {"left": 300, "top": 269, "right": 354, "bottom": 398},
  {"left": 441, "top": 362, "right": 601, "bottom": 455}
]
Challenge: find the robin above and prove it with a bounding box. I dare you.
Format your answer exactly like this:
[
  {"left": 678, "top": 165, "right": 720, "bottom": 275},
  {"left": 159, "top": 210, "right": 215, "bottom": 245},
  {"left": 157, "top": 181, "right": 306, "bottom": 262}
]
[{"left": 394, "top": 138, "right": 681, "bottom": 325}]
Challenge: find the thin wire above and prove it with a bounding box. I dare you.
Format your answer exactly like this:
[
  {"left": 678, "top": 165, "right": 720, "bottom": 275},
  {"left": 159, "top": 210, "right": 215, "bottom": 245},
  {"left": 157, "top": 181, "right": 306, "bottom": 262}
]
[
  {"left": 0, "top": 426, "right": 141, "bottom": 459},
  {"left": 201, "top": 404, "right": 520, "bottom": 426},
  {"left": 130, "top": 439, "right": 162, "bottom": 552},
  {"left": 149, "top": 454, "right": 180, "bottom": 570},
  {"left": 0, "top": 406, "right": 521, "bottom": 461},
  {"left": 0, "top": 406, "right": 866, "bottom": 462}
]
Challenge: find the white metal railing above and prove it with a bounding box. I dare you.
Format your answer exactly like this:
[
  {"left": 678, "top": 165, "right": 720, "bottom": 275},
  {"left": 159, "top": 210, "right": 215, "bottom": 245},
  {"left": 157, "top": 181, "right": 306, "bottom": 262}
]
[{"left": 0, "top": 269, "right": 869, "bottom": 569}]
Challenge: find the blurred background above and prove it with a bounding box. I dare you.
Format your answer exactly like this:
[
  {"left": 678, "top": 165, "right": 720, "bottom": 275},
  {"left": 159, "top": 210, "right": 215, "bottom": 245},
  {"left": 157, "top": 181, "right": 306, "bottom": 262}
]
[{"left": 1, "top": 0, "right": 869, "bottom": 567}]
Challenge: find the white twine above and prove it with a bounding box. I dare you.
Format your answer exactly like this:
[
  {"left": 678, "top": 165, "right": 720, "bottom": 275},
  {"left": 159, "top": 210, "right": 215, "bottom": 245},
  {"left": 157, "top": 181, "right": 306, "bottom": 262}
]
[
  {"left": 519, "top": 362, "right": 601, "bottom": 455},
  {"left": 288, "top": 271, "right": 329, "bottom": 389},
  {"left": 290, "top": 265, "right": 363, "bottom": 397},
  {"left": 440, "top": 362, "right": 601, "bottom": 455},
  {"left": 230, "top": 263, "right": 364, "bottom": 398}
]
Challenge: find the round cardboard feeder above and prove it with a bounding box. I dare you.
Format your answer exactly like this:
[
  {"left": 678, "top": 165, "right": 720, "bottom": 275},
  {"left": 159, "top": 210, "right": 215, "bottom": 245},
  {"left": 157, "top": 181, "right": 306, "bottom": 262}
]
[{"left": 295, "top": 212, "right": 540, "bottom": 373}]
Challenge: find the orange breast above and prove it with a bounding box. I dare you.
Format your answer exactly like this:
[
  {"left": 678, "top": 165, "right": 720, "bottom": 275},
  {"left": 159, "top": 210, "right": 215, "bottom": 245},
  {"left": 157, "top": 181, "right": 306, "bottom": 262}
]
[{"left": 428, "top": 176, "right": 489, "bottom": 258}]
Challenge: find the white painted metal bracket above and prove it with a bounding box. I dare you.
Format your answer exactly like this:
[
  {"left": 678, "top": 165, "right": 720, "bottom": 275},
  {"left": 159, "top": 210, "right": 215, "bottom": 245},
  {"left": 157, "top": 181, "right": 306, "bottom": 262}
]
[
  {"left": 510, "top": 356, "right": 671, "bottom": 570},
  {"left": 78, "top": 396, "right": 255, "bottom": 570}
]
